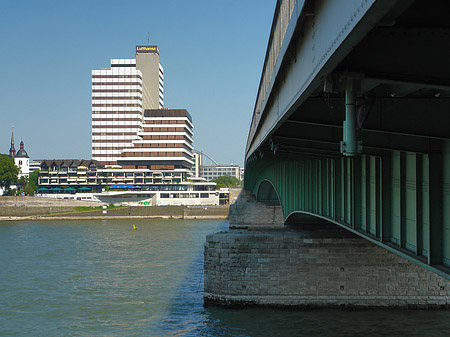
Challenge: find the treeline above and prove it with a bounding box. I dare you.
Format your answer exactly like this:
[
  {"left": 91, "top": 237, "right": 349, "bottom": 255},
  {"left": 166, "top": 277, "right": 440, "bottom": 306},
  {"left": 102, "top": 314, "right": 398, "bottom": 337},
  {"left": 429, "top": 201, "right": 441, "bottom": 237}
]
[{"left": 0, "top": 154, "right": 38, "bottom": 196}]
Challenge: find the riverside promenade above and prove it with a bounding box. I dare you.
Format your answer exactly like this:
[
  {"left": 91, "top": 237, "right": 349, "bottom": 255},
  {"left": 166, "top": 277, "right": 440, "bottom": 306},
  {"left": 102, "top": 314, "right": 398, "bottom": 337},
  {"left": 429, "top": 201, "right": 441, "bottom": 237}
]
[{"left": 0, "top": 196, "right": 229, "bottom": 221}]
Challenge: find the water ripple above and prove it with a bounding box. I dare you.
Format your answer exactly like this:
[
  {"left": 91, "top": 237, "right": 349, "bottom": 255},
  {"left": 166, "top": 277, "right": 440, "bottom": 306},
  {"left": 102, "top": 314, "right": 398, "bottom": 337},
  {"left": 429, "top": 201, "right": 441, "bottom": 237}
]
[{"left": 1, "top": 219, "right": 450, "bottom": 336}]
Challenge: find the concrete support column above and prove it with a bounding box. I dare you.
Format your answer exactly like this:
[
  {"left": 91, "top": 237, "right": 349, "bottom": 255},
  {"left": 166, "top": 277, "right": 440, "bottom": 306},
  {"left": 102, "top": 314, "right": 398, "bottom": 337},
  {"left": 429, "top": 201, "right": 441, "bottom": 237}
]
[{"left": 341, "top": 79, "right": 360, "bottom": 157}]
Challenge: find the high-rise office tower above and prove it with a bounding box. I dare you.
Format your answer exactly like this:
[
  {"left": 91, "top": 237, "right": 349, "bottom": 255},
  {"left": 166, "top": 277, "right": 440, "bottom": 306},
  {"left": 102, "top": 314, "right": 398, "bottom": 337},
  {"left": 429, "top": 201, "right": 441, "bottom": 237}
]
[
  {"left": 92, "top": 45, "right": 164, "bottom": 166},
  {"left": 136, "top": 45, "right": 164, "bottom": 110}
]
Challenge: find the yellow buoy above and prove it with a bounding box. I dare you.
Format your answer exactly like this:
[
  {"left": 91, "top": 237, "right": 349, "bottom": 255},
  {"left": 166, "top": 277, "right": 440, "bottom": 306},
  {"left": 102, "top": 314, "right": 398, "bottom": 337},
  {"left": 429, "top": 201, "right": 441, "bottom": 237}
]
[{"left": 133, "top": 224, "right": 137, "bottom": 230}]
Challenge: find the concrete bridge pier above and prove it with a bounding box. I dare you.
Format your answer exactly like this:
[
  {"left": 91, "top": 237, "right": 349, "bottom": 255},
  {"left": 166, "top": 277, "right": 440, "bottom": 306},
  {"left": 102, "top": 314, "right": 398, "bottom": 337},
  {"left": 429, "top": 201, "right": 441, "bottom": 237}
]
[{"left": 204, "top": 190, "right": 450, "bottom": 308}]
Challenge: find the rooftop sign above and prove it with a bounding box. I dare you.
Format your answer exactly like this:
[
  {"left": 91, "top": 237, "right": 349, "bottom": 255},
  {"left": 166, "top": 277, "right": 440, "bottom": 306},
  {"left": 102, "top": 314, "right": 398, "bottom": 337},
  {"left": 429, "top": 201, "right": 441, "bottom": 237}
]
[{"left": 136, "top": 45, "right": 159, "bottom": 54}]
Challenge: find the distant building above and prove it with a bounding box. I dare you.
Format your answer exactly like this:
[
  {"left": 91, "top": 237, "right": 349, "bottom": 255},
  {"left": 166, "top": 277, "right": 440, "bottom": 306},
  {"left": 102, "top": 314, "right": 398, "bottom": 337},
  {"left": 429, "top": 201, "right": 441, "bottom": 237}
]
[
  {"left": 135, "top": 45, "right": 164, "bottom": 110},
  {"left": 202, "top": 165, "right": 241, "bottom": 181},
  {"left": 92, "top": 45, "right": 164, "bottom": 166},
  {"left": 72, "top": 44, "right": 206, "bottom": 205},
  {"left": 29, "top": 160, "right": 41, "bottom": 173},
  {"left": 96, "top": 181, "right": 218, "bottom": 206},
  {"left": 37, "top": 159, "right": 218, "bottom": 205},
  {"left": 38, "top": 159, "right": 102, "bottom": 187},
  {"left": 8, "top": 128, "right": 29, "bottom": 179}
]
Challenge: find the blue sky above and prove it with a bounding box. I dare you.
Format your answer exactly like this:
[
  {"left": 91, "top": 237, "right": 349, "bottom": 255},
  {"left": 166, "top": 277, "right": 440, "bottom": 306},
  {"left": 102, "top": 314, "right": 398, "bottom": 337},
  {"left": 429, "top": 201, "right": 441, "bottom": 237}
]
[{"left": 0, "top": 0, "right": 275, "bottom": 167}]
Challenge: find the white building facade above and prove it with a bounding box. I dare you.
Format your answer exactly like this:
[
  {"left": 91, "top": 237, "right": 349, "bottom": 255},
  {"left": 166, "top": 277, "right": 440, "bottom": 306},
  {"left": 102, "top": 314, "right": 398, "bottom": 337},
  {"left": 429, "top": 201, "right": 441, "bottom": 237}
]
[
  {"left": 202, "top": 165, "right": 241, "bottom": 181},
  {"left": 91, "top": 59, "right": 143, "bottom": 165},
  {"left": 14, "top": 141, "right": 29, "bottom": 179},
  {"left": 119, "top": 109, "right": 194, "bottom": 171},
  {"left": 92, "top": 45, "right": 164, "bottom": 166}
]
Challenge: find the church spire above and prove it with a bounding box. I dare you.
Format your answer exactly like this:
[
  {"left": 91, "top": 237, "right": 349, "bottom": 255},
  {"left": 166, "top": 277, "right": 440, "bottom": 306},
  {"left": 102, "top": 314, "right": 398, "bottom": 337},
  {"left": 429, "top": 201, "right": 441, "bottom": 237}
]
[{"left": 9, "top": 126, "right": 16, "bottom": 157}]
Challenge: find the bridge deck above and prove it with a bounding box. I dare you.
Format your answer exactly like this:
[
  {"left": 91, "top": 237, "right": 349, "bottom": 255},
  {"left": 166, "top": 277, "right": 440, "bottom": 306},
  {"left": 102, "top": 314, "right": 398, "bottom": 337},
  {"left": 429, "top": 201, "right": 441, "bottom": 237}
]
[{"left": 244, "top": 0, "right": 450, "bottom": 278}]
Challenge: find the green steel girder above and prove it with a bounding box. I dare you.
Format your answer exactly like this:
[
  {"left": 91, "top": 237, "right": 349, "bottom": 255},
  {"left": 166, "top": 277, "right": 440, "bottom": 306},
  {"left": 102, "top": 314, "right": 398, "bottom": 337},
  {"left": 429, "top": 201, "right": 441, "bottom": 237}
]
[
  {"left": 244, "top": 141, "right": 450, "bottom": 279},
  {"left": 243, "top": 0, "right": 450, "bottom": 279},
  {"left": 282, "top": 97, "right": 450, "bottom": 144}
]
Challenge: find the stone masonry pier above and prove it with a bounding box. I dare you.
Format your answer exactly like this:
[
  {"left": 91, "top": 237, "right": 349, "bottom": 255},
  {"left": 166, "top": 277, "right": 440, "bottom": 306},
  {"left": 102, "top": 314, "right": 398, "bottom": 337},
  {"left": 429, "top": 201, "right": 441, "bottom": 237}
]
[{"left": 204, "top": 194, "right": 450, "bottom": 308}]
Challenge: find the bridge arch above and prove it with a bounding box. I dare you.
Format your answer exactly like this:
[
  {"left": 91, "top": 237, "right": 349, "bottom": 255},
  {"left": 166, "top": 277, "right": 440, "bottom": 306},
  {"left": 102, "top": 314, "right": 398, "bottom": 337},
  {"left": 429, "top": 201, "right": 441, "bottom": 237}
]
[
  {"left": 256, "top": 179, "right": 280, "bottom": 203},
  {"left": 285, "top": 211, "right": 331, "bottom": 226}
]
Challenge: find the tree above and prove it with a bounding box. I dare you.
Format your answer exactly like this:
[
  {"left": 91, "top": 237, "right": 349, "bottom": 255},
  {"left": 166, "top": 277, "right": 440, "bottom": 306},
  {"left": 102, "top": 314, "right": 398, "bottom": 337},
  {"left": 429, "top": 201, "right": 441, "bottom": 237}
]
[
  {"left": 16, "top": 170, "right": 39, "bottom": 196},
  {"left": 213, "top": 175, "right": 241, "bottom": 189},
  {"left": 0, "top": 155, "right": 19, "bottom": 194},
  {"left": 27, "top": 169, "right": 39, "bottom": 195}
]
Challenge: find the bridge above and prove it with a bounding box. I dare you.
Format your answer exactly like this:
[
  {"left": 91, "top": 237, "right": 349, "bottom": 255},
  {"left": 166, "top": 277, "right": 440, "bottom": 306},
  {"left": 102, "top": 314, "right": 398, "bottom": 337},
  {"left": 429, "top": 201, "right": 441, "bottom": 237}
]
[
  {"left": 204, "top": 0, "right": 450, "bottom": 308},
  {"left": 244, "top": 0, "right": 450, "bottom": 277}
]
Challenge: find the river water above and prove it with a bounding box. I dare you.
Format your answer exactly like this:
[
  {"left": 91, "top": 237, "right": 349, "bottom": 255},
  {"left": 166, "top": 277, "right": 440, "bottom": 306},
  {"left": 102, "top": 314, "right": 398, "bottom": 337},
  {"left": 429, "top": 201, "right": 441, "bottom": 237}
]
[{"left": 1, "top": 219, "right": 449, "bottom": 336}]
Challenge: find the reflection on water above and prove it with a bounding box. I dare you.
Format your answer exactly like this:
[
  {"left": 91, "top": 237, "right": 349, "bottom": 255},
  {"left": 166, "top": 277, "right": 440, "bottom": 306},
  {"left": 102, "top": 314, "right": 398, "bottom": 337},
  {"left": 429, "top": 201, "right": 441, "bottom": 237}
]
[{"left": 1, "top": 219, "right": 449, "bottom": 336}]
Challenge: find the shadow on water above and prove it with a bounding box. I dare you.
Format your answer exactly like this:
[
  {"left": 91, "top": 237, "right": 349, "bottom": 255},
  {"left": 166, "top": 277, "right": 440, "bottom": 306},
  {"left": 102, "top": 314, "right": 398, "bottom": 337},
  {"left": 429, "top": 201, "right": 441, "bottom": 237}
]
[
  {"left": 155, "top": 220, "right": 228, "bottom": 336},
  {"left": 197, "top": 307, "right": 450, "bottom": 337}
]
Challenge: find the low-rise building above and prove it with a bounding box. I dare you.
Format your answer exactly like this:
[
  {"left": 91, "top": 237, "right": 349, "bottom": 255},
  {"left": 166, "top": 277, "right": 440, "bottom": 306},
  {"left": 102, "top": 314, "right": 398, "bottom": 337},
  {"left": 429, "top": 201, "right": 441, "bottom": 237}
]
[
  {"left": 37, "top": 159, "right": 219, "bottom": 205},
  {"left": 202, "top": 165, "right": 241, "bottom": 181},
  {"left": 95, "top": 181, "right": 218, "bottom": 206}
]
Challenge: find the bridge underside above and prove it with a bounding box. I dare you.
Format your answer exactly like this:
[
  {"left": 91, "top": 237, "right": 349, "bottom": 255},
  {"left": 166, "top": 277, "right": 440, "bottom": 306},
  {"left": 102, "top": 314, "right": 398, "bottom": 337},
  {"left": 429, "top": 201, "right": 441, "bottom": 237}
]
[{"left": 244, "top": 0, "right": 450, "bottom": 277}]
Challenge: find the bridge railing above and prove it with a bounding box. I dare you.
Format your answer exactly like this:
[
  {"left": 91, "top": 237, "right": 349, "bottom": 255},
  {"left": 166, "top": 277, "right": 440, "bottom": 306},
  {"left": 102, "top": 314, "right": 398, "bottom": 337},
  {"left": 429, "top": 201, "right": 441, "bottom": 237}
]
[{"left": 250, "top": 0, "right": 296, "bottom": 143}]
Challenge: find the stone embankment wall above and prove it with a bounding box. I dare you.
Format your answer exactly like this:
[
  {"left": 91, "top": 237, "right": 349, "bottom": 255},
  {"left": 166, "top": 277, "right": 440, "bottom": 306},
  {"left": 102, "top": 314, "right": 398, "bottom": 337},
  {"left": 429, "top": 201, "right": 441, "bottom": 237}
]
[
  {"left": 0, "top": 196, "right": 229, "bottom": 220},
  {"left": 204, "top": 229, "right": 450, "bottom": 308},
  {"left": 0, "top": 206, "right": 82, "bottom": 217},
  {"left": 0, "top": 196, "right": 104, "bottom": 207},
  {"left": 183, "top": 206, "right": 229, "bottom": 219}
]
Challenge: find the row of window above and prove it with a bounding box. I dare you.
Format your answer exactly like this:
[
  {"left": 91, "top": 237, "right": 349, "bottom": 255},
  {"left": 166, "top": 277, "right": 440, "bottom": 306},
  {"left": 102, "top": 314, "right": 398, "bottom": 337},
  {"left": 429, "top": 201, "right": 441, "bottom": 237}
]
[
  {"left": 92, "top": 96, "right": 142, "bottom": 101},
  {"left": 92, "top": 104, "right": 142, "bottom": 108},
  {"left": 92, "top": 125, "right": 141, "bottom": 129},
  {"left": 92, "top": 75, "right": 142, "bottom": 79},
  {"left": 92, "top": 82, "right": 141, "bottom": 86},
  {"left": 104, "top": 172, "right": 182, "bottom": 177},
  {"left": 142, "top": 127, "right": 188, "bottom": 132},
  {"left": 40, "top": 168, "right": 94, "bottom": 173},
  {"left": 92, "top": 118, "right": 141, "bottom": 122},
  {"left": 132, "top": 143, "right": 186, "bottom": 148},
  {"left": 160, "top": 193, "right": 210, "bottom": 199},
  {"left": 203, "top": 168, "right": 238, "bottom": 171},
  {"left": 92, "top": 89, "right": 142, "bottom": 93},
  {"left": 91, "top": 146, "right": 129, "bottom": 150},
  {"left": 142, "top": 135, "right": 187, "bottom": 140},
  {"left": 122, "top": 152, "right": 185, "bottom": 157},
  {"left": 92, "top": 132, "right": 136, "bottom": 136},
  {"left": 39, "top": 180, "right": 183, "bottom": 186},
  {"left": 145, "top": 120, "right": 186, "bottom": 125},
  {"left": 92, "top": 111, "right": 142, "bottom": 115},
  {"left": 110, "top": 64, "right": 136, "bottom": 68},
  {"left": 92, "top": 144, "right": 189, "bottom": 151}
]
